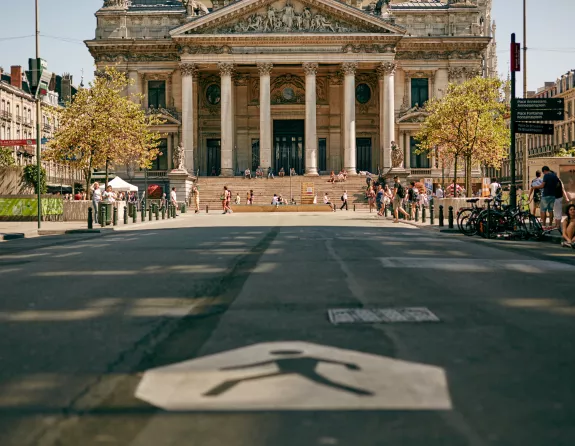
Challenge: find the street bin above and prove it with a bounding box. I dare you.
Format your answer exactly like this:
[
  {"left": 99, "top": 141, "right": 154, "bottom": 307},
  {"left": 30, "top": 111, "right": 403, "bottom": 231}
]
[
  {"left": 98, "top": 202, "right": 113, "bottom": 226},
  {"left": 181, "top": 203, "right": 187, "bottom": 214}
]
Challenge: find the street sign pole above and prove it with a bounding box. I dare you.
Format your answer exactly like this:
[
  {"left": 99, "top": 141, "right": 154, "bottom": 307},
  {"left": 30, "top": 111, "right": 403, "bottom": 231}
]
[
  {"left": 510, "top": 33, "right": 519, "bottom": 209},
  {"left": 523, "top": 0, "right": 529, "bottom": 191},
  {"left": 35, "top": 0, "right": 42, "bottom": 229}
]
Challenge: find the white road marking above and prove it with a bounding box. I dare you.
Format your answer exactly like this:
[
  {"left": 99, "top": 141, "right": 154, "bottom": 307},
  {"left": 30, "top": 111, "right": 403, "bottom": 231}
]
[
  {"left": 378, "top": 258, "right": 575, "bottom": 272},
  {"left": 135, "top": 341, "right": 452, "bottom": 411}
]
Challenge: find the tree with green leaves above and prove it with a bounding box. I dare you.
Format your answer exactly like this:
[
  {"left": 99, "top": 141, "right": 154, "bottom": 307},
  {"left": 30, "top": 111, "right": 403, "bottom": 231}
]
[
  {"left": 415, "top": 77, "right": 509, "bottom": 194},
  {"left": 0, "top": 148, "right": 16, "bottom": 167},
  {"left": 44, "top": 67, "right": 163, "bottom": 197}
]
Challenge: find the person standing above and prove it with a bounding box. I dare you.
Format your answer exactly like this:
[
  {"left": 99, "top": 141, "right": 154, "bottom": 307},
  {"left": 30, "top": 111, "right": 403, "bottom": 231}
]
[
  {"left": 235, "top": 193, "right": 241, "bottom": 205},
  {"left": 531, "top": 166, "right": 558, "bottom": 228},
  {"left": 490, "top": 178, "right": 501, "bottom": 199},
  {"left": 553, "top": 175, "right": 569, "bottom": 229},
  {"left": 407, "top": 182, "right": 420, "bottom": 220},
  {"left": 376, "top": 184, "right": 384, "bottom": 216},
  {"left": 367, "top": 185, "right": 376, "bottom": 213},
  {"left": 193, "top": 185, "right": 200, "bottom": 214},
  {"left": 529, "top": 170, "right": 543, "bottom": 215},
  {"left": 246, "top": 190, "right": 251, "bottom": 205},
  {"left": 170, "top": 187, "right": 178, "bottom": 216},
  {"left": 92, "top": 182, "right": 101, "bottom": 224},
  {"left": 435, "top": 185, "right": 444, "bottom": 199},
  {"left": 392, "top": 176, "right": 409, "bottom": 223},
  {"left": 340, "top": 190, "right": 348, "bottom": 211}
]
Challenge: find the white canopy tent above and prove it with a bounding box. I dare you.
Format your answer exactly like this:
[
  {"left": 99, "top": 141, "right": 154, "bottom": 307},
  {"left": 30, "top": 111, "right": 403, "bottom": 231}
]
[{"left": 100, "top": 177, "right": 138, "bottom": 192}]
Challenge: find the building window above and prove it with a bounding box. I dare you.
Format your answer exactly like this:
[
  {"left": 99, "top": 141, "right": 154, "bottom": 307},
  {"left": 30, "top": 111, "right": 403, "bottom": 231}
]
[
  {"left": 355, "top": 84, "right": 371, "bottom": 104},
  {"left": 206, "top": 84, "right": 221, "bottom": 106},
  {"left": 148, "top": 81, "right": 166, "bottom": 109},
  {"left": 410, "top": 137, "right": 430, "bottom": 168},
  {"left": 151, "top": 138, "right": 168, "bottom": 171},
  {"left": 411, "top": 78, "right": 429, "bottom": 108},
  {"left": 318, "top": 138, "right": 327, "bottom": 172}
]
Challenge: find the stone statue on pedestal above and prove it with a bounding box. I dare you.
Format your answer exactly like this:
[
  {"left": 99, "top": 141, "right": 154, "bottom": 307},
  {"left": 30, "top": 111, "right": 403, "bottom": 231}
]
[
  {"left": 173, "top": 142, "right": 186, "bottom": 172},
  {"left": 391, "top": 141, "right": 404, "bottom": 169}
]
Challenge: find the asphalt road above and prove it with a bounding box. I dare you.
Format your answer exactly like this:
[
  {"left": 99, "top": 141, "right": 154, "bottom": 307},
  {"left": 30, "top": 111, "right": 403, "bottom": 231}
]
[{"left": 1, "top": 212, "right": 574, "bottom": 446}]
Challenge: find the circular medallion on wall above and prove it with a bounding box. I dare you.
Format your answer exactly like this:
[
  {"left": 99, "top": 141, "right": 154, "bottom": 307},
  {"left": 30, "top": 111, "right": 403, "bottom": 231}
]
[
  {"left": 356, "top": 83, "right": 371, "bottom": 104},
  {"left": 282, "top": 87, "right": 295, "bottom": 101},
  {"left": 206, "top": 84, "right": 221, "bottom": 106}
]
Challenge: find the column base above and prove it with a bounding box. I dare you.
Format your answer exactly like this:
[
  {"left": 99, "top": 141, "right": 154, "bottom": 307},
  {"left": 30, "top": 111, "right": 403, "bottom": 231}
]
[
  {"left": 304, "top": 169, "right": 319, "bottom": 176},
  {"left": 344, "top": 168, "right": 357, "bottom": 176},
  {"left": 220, "top": 168, "right": 234, "bottom": 177}
]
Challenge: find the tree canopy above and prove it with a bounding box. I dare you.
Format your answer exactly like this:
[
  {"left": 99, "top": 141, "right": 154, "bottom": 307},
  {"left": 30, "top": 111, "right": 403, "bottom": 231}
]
[
  {"left": 44, "top": 67, "right": 163, "bottom": 195},
  {"left": 415, "top": 77, "right": 509, "bottom": 193}
]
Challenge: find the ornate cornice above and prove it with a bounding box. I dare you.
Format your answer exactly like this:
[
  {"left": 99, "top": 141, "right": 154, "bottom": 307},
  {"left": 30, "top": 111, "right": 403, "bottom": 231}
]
[
  {"left": 302, "top": 62, "right": 318, "bottom": 76},
  {"left": 257, "top": 62, "right": 273, "bottom": 76}
]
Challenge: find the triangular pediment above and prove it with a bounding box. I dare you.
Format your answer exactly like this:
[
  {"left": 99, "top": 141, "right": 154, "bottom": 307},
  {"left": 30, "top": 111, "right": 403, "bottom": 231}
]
[{"left": 171, "top": 0, "right": 406, "bottom": 36}]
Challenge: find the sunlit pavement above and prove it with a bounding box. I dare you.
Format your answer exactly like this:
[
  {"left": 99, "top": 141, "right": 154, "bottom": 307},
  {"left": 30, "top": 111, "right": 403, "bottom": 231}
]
[{"left": 0, "top": 212, "right": 574, "bottom": 446}]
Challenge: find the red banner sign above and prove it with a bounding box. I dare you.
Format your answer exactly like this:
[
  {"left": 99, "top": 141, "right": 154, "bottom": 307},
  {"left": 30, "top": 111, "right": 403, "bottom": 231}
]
[{"left": 0, "top": 139, "right": 36, "bottom": 147}]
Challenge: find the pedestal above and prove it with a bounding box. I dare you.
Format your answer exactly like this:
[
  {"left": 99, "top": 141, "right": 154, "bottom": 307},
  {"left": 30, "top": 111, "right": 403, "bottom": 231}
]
[{"left": 168, "top": 170, "right": 196, "bottom": 205}]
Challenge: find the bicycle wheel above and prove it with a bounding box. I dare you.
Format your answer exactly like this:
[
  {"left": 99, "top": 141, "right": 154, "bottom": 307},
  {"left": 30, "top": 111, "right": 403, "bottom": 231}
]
[
  {"left": 457, "top": 208, "right": 474, "bottom": 233},
  {"left": 460, "top": 214, "right": 478, "bottom": 236},
  {"left": 524, "top": 213, "right": 543, "bottom": 240},
  {"left": 477, "top": 210, "right": 503, "bottom": 239}
]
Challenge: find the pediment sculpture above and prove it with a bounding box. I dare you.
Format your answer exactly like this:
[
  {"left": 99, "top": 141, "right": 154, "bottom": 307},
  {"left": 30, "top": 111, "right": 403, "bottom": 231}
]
[{"left": 216, "top": 1, "right": 363, "bottom": 34}]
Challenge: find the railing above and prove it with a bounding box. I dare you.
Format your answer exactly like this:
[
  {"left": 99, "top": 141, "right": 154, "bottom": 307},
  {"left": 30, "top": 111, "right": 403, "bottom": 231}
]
[
  {"left": 146, "top": 107, "right": 181, "bottom": 122},
  {"left": 15, "top": 115, "right": 22, "bottom": 124},
  {"left": 22, "top": 118, "right": 33, "bottom": 127},
  {"left": 410, "top": 168, "right": 432, "bottom": 176},
  {"left": 0, "top": 110, "right": 12, "bottom": 121},
  {"left": 43, "top": 124, "right": 52, "bottom": 132},
  {"left": 147, "top": 170, "right": 168, "bottom": 178}
]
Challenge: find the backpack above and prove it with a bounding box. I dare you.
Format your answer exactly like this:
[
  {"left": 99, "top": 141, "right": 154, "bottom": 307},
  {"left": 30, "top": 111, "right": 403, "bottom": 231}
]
[
  {"left": 397, "top": 183, "right": 405, "bottom": 198},
  {"left": 495, "top": 185, "right": 502, "bottom": 197},
  {"left": 412, "top": 187, "right": 420, "bottom": 201},
  {"left": 341, "top": 195, "right": 344, "bottom": 201}
]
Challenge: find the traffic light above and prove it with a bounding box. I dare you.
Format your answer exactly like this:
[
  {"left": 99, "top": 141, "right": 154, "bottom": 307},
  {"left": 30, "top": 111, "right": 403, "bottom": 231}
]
[{"left": 26, "top": 58, "right": 52, "bottom": 100}]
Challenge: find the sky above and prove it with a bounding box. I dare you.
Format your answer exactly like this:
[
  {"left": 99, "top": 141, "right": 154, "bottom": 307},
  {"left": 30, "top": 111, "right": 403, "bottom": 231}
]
[{"left": 0, "top": 0, "right": 574, "bottom": 95}]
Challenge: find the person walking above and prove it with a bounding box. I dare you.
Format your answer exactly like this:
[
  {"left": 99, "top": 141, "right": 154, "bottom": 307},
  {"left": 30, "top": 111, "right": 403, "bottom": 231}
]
[
  {"left": 193, "top": 185, "right": 200, "bottom": 214},
  {"left": 392, "top": 176, "right": 409, "bottom": 223},
  {"left": 340, "top": 190, "right": 348, "bottom": 211},
  {"left": 222, "top": 186, "right": 232, "bottom": 214},
  {"left": 407, "top": 182, "right": 420, "bottom": 220},
  {"left": 235, "top": 192, "right": 241, "bottom": 205},
  {"left": 530, "top": 166, "right": 559, "bottom": 228},
  {"left": 367, "top": 185, "right": 376, "bottom": 213},
  {"left": 91, "top": 182, "right": 101, "bottom": 224},
  {"left": 170, "top": 187, "right": 178, "bottom": 216}
]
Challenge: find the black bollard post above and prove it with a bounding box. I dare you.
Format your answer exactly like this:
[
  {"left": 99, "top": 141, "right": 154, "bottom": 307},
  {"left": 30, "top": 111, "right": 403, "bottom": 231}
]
[
  {"left": 439, "top": 205, "right": 444, "bottom": 227},
  {"left": 113, "top": 206, "right": 118, "bottom": 226},
  {"left": 486, "top": 200, "right": 491, "bottom": 238},
  {"left": 88, "top": 207, "right": 93, "bottom": 229},
  {"left": 148, "top": 206, "right": 152, "bottom": 221},
  {"left": 154, "top": 204, "right": 159, "bottom": 220},
  {"left": 123, "top": 206, "right": 128, "bottom": 224},
  {"left": 430, "top": 204, "right": 435, "bottom": 225},
  {"left": 132, "top": 205, "right": 137, "bottom": 223},
  {"left": 415, "top": 205, "right": 420, "bottom": 222},
  {"left": 141, "top": 205, "right": 145, "bottom": 222},
  {"left": 448, "top": 206, "right": 454, "bottom": 229},
  {"left": 100, "top": 205, "right": 106, "bottom": 228},
  {"left": 162, "top": 206, "right": 166, "bottom": 220},
  {"left": 206, "top": 205, "right": 209, "bottom": 214},
  {"left": 422, "top": 206, "right": 427, "bottom": 223},
  {"left": 354, "top": 204, "right": 356, "bottom": 212}
]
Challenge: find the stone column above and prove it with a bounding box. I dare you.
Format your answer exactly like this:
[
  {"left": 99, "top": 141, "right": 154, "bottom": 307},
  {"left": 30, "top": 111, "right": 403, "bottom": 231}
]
[
  {"left": 219, "top": 62, "right": 235, "bottom": 177},
  {"left": 258, "top": 63, "right": 273, "bottom": 175},
  {"left": 180, "top": 63, "right": 197, "bottom": 173},
  {"left": 342, "top": 62, "right": 358, "bottom": 175},
  {"left": 303, "top": 62, "right": 319, "bottom": 176},
  {"left": 379, "top": 62, "right": 396, "bottom": 171}
]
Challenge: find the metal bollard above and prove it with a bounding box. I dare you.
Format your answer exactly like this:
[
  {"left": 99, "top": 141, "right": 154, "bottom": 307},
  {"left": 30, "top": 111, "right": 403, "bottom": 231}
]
[
  {"left": 113, "top": 206, "right": 118, "bottom": 226},
  {"left": 132, "top": 205, "right": 137, "bottom": 223},
  {"left": 448, "top": 206, "right": 454, "bottom": 229},
  {"left": 486, "top": 201, "right": 491, "bottom": 238},
  {"left": 181, "top": 203, "right": 187, "bottom": 214},
  {"left": 88, "top": 207, "right": 93, "bottom": 229},
  {"left": 154, "top": 204, "right": 159, "bottom": 221},
  {"left": 422, "top": 206, "right": 427, "bottom": 223},
  {"left": 123, "top": 206, "right": 128, "bottom": 225},
  {"left": 148, "top": 206, "right": 153, "bottom": 221},
  {"left": 354, "top": 204, "right": 356, "bottom": 212},
  {"left": 141, "top": 206, "right": 145, "bottom": 222},
  {"left": 384, "top": 204, "right": 389, "bottom": 217},
  {"left": 167, "top": 205, "right": 171, "bottom": 219},
  {"left": 206, "top": 205, "right": 209, "bottom": 214},
  {"left": 100, "top": 205, "right": 106, "bottom": 228},
  {"left": 430, "top": 204, "right": 435, "bottom": 225},
  {"left": 439, "top": 205, "right": 444, "bottom": 227},
  {"left": 162, "top": 206, "right": 166, "bottom": 220},
  {"left": 415, "top": 206, "right": 420, "bottom": 222}
]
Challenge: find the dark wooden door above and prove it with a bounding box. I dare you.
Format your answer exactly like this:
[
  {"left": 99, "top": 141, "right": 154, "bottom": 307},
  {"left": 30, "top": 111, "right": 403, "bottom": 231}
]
[
  {"left": 273, "top": 120, "right": 305, "bottom": 175},
  {"left": 356, "top": 138, "right": 372, "bottom": 172},
  {"left": 207, "top": 139, "right": 221, "bottom": 176}
]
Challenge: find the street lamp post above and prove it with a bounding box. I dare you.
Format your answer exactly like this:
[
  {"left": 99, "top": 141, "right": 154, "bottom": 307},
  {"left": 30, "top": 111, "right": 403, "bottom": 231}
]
[
  {"left": 35, "top": 0, "right": 42, "bottom": 229},
  {"left": 522, "top": 0, "right": 529, "bottom": 190}
]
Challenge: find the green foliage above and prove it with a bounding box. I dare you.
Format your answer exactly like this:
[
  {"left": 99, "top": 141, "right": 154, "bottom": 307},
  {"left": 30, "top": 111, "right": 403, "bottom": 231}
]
[
  {"left": 23, "top": 164, "right": 47, "bottom": 194},
  {"left": 557, "top": 147, "right": 575, "bottom": 157},
  {"left": 0, "top": 148, "right": 16, "bottom": 167}
]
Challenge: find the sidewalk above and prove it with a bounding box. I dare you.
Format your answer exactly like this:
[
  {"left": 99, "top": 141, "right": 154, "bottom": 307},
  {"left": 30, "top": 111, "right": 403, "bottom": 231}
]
[{"left": 0, "top": 213, "right": 195, "bottom": 240}]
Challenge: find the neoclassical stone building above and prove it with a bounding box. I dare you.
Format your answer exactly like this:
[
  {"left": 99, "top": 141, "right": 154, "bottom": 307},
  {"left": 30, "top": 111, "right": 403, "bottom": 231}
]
[{"left": 87, "top": 0, "right": 497, "bottom": 179}]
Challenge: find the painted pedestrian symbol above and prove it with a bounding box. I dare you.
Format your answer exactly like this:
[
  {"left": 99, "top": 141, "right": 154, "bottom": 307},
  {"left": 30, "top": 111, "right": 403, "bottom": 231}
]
[
  {"left": 202, "top": 349, "right": 373, "bottom": 397},
  {"left": 136, "top": 341, "right": 452, "bottom": 411}
]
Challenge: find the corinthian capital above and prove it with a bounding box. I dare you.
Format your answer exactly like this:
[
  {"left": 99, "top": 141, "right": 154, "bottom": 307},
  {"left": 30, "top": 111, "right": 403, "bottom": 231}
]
[
  {"left": 302, "top": 62, "right": 319, "bottom": 76},
  {"left": 340, "top": 62, "right": 358, "bottom": 76},
  {"left": 377, "top": 62, "right": 397, "bottom": 78},
  {"left": 218, "top": 62, "right": 235, "bottom": 77},
  {"left": 179, "top": 63, "right": 198, "bottom": 78},
  {"left": 257, "top": 63, "right": 273, "bottom": 76}
]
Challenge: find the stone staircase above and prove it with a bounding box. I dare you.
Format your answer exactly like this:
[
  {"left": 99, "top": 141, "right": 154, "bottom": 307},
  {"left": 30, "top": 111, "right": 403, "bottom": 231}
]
[{"left": 194, "top": 175, "right": 371, "bottom": 210}]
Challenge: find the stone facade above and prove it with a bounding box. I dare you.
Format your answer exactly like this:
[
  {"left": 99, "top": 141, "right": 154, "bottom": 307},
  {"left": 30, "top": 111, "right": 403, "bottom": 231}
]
[{"left": 87, "top": 0, "right": 496, "bottom": 181}]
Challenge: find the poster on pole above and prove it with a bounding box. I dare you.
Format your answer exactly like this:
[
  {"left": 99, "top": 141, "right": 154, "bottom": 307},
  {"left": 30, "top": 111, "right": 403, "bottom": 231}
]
[{"left": 424, "top": 178, "right": 433, "bottom": 195}]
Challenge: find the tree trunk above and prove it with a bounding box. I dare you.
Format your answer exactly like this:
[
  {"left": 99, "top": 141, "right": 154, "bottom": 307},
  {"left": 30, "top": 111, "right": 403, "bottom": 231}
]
[
  {"left": 453, "top": 155, "right": 458, "bottom": 189},
  {"left": 105, "top": 159, "right": 109, "bottom": 189},
  {"left": 465, "top": 156, "right": 472, "bottom": 197}
]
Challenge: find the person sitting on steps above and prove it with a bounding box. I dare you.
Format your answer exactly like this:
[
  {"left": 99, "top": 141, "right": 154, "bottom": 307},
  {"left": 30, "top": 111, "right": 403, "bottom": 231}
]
[{"left": 561, "top": 204, "right": 575, "bottom": 248}]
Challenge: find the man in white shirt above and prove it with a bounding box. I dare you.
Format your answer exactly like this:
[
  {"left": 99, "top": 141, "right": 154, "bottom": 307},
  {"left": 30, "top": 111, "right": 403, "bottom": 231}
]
[
  {"left": 490, "top": 178, "right": 501, "bottom": 198},
  {"left": 340, "top": 190, "right": 348, "bottom": 211},
  {"left": 170, "top": 187, "right": 178, "bottom": 216},
  {"left": 435, "top": 186, "right": 444, "bottom": 199}
]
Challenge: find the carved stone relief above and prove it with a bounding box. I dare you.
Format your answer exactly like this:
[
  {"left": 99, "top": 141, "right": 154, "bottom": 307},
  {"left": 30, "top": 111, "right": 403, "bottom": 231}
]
[
  {"left": 102, "top": 0, "right": 128, "bottom": 9},
  {"left": 199, "top": 74, "right": 221, "bottom": 115},
  {"left": 271, "top": 74, "right": 305, "bottom": 104},
  {"left": 448, "top": 66, "right": 482, "bottom": 83}
]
